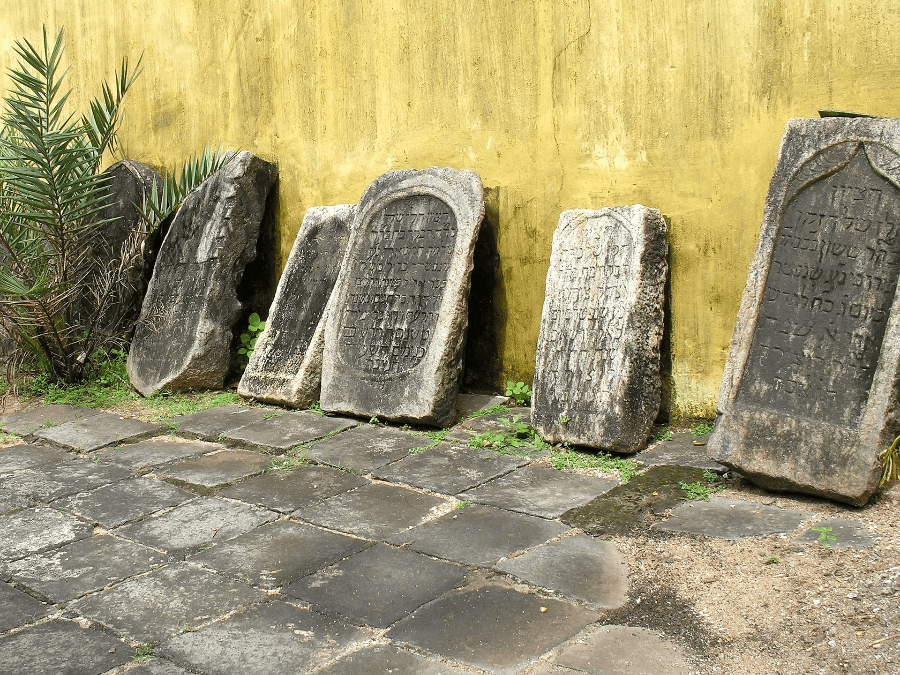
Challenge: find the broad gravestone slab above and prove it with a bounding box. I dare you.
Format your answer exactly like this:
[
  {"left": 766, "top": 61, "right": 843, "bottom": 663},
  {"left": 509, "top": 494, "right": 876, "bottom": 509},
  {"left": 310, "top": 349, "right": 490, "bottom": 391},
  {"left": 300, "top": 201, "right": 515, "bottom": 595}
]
[
  {"left": 321, "top": 168, "right": 484, "bottom": 427},
  {"left": 127, "top": 152, "right": 277, "bottom": 396},
  {"left": 239, "top": 205, "right": 354, "bottom": 407},
  {"left": 531, "top": 206, "right": 668, "bottom": 453},
  {"left": 709, "top": 118, "right": 900, "bottom": 505}
]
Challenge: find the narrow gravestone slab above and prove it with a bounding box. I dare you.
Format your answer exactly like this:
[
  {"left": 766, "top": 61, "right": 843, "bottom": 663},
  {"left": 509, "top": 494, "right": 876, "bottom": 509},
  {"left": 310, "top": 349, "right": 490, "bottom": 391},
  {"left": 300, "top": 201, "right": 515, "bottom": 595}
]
[
  {"left": 0, "top": 621, "right": 129, "bottom": 675},
  {"left": 0, "top": 581, "right": 52, "bottom": 632},
  {"left": 385, "top": 585, "right": 596, "bottom": 674},
  {"left": 284, "top": 544, "right": 467, "bottom": 628},
  {"left": 222, "top": 410, "right": 357, "bottom": 452},
  {"left": 127, "top": 152, "right": 278, "bottom": 396},
  {"left": 0, "top": 507, "right": 93, "bottom": 560},
  {"left": 709, "top": 118, "right": 900, "bottom": 505},
  {"left": 239, "top": 205, "right": 354, "bottom": 407},
  {"left": 654, "top": 497, "right": 812, "bottom": 539},
  {"left": 59, "top": 478, "right": 193, "bottom": 528},
  {"left": 793, "top": 517, "right": 876, "bottom": 549},
  {"left": 305, "top": 425, "right": 428, "bottom": 472},
  {"left": 531, "top": 206, "right": 668, "bottom": 453},
  {"left": 0, "top": 404, "right": 100, "bottom": 436},
  {"left": 553, "top": 625, "right": 692, "bottom": 675},
  {"left": 321, "top": 168, "right": 484, "bottom": 427},
  {"left": 315, "top": 645, "right": 470, "bottom": 675},
  {"left": 635, "top": 432, "right": 727, "bottom": 473},
  {"left": 94, "top": 437, "right": 220, "bottom": 471},
  {"left": 33, "top": 412, "right": 161, "bottom": 451},
  {"left": 156, "top": 449, "right": 271, "bottom": 489},
  {"left": 220, "top": 464, "right": 368, "bottom": 512}
]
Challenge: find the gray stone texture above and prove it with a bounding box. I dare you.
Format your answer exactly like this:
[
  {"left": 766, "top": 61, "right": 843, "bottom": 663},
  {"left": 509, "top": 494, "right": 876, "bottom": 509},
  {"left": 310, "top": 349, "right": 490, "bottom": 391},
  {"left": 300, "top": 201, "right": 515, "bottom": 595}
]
[
  {"left": 0, "top": 487, "right": 31, "bottom": 514},
  {"left": 305, "top": 424, "right": 429, "bottom": 472},
  {"left": 162, "top": 404, "right": 270, "bottom": 439},
  {"left": 156, "top": 449, "right": 270, "bottom": 488},
  {"left": 553, "top": 625, "right": 692, "bottom": 675},
  {"left": 385, "top": 585, "right": 597, "bottom": 674},
  {"left": 94, "top": 436, "right": 220, "bottom": 470},
  {"left": 321, "top": 168, "right": 484, "bottom": 427},
  {"left": 239, "top": 205, "right": 354, "bottom": 407},
  {"left": 0, "top": 581, "right": 52, "bottom": 632},
  {"left": 0, "top": 620, "right": 129, "bottom": 675},
  {"left": 454, "top": 393, "right": 511, "bottom": 420},
  {"left": 0, "top": 404, "right": 99, "bottom": 436},
  {"left": 59, "top": 478, "right": 193, "bottom": 528},
  {"left": 284, "top": 543, "right": 467, "bottom": 627},
  {"left": 129, "top": 660, "right": 194, "bottom": 675},
  {"left": 127, "top": 152, "right": 278, "bottom": 396},
  {"left": 220, "top": 464, "right": 368, "bottom": 512},
  {"left": 532, "top": 206, "right": 668, "bottom": 453},
  {"left": 222, "top": 410, "right": 357, "bottom": 452},
  {"left": 636, "top": 431, "right": 727, "bottom": 472},
  {"left": 0, "top": 443, "right": 70, "bottom": 472},
  {"left": 0, "top": 507, "right": 93, "bottom": 560},
  {"left": 655, "top": 497, "right": 812, "bottom": 539},
  {"left": 793, "top": 517, "right": 876, "bottom": 548},
  {"left": 315, "top": 645, "right": 470, "bottom": 675},
  {"left": 459, "top": 406, "right": 530, "bottom": 432},
  {"left": 33, "top": 412, "right": 161, "bottom": 451},
  {"left": 0, "top": 460, "right": 131, "bottom": 501},
  {"left": 709, "top": 118, "right": 900, "bottom": 505}
]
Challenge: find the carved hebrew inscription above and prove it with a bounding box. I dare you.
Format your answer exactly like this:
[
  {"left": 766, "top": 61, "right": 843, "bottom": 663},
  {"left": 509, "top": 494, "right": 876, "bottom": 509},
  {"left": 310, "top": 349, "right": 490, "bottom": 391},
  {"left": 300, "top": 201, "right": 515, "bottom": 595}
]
[
  {"left": 737, "top": 146, "right": 900, "bottom": 425},
  {"left": 337, "top": 194, "right": 457, "bottom": 378}
]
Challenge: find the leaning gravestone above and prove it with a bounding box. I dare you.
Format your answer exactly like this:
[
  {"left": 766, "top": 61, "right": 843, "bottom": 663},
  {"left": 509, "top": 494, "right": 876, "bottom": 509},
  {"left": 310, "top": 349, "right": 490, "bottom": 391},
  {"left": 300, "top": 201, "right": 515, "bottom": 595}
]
[
  {"left": 709, "top": 117, "right": 900, "bottom": 505},
  {"left": 238, "top": 205, "right": 354, "bottom": 407},
  {"left": 320, "top": 168, "right": 484, "bottom": 427},
  {"left": 127, "top": 151, "right": 277, "bottom": 396},
  {"left": 531, "top": 206, "right": 668, "bottom": 453}
]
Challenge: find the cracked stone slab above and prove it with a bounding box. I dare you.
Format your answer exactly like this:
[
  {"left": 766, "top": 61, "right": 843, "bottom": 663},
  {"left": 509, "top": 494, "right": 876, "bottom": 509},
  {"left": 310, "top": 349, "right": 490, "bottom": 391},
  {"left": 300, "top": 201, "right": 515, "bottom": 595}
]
[
  {"left": 458, "top": 406, "right": 531, "bottom": 432},
  {"left": 156, "top": 449, "right": 271, "bottom": 489},
  {"left": 284, "top": 543, "right": 467, "bottom": 628},
  {"left": 635, "top": 432, "right": 726, "bottom": 472},
  {"left": 0, "top": 487, "right": 32, "bottom": 514},
  {"left": 59, "top": 478, "right": 193, "bottom": 528},
  {"left": 33, "top": 413, "right": 162, "bottom": 452},
  {"left": 161, "top": 600, "right": 365, "bottom": 675},
  {"left": 94, "top": 437, "right": 221, "bottom": 471},
  {"left": 297, "top": 483, "right": 446, "bottom": 539},
  {"left": 0, "top": 405, "right": 100, "bottom": 436},
  {"left": 0, "top": 444, "right": 71, "bottom": 473},
  {"left": 129, "top": 660, "right": 194, "bottom": 675},
  {"left": 0, "top": 460, "right": 132, "bottom": 502},
  {"left": 162, "top": 405, "right": 271, "bottom": 440},
  {"left": 305, "top": 425, "right": 427, "bottom": 473},
  {"left": 461, "top": 466, "right": 619, "bottom": 519},
  {"left": 220, "top": 464, "right": 367, "bottom": 513},
  {"left": 222, "top": 411, "right": 357, "bottom": 452},
  {"left": 74, "top": 563, "right": 265, "bottom": 643},
  {"left": 0, "top": 581, "right": 53, "bottom": 632},
  {"left": 374, "top": 445, "right": 526, "bottom": 494},
  {"left": 385, "top": 585, "right": 597, "bottom": 674},
  {"left": 495, "top": 534, "right": 628, "bottom": 609},
  {"left": 191, "top": 520, "right": 369, "bottom": 588},
  {"left": 552, "top": 625, "right": 692, "bottom": 674},
  {"left": 4, "top": 534, "right": 167, "bottom": 603},
  {"left": 0, "top": 506, "right": 93, "bottom": 560},
  {"left": 315, "top": 645, "right": 471, "bottom": 675},
  {"left": 114, "top": 496, "right": 276, "bottom": 553},
  {"left": 654, "top": 497, "right": 813, "bottom": 539},
  {"left": 0, "top": 620, "right": 129, "bottom": 675},
  {"left": 792, "top": 517, "right": 876, "bottom": 549},
  {"left": 388, "top": 504, "right": 569, "bottom": 567}
]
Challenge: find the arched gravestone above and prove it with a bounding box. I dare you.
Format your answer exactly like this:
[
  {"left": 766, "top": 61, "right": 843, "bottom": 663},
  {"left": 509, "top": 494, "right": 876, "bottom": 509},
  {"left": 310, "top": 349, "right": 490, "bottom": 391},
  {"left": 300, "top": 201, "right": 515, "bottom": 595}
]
[
  {"left": 531, "top": 206, "right": 668, "bottom": 453},
  {"left": 709, "top": 118, "right": 900, "bottom": 505},
  {"left": 238, "top": 205, "right": 354, "bottom": 407},
  {"left": 320, "top": 168, "right": 484, "bottom": 427}
]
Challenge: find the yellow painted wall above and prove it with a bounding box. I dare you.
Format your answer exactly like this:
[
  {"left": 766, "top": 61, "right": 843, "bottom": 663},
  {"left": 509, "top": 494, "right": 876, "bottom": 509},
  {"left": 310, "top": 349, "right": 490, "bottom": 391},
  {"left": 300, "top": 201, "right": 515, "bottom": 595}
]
[{"left": 4, "top": 1, "right": 900, "bottom": 416}]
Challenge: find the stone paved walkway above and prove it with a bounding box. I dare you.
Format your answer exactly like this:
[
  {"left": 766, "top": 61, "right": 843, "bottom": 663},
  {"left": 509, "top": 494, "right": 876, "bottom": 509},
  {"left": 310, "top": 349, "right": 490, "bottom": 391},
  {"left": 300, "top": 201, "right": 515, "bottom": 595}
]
[{"left": 0, "top": 400, "right": 876, "bottom": 674}]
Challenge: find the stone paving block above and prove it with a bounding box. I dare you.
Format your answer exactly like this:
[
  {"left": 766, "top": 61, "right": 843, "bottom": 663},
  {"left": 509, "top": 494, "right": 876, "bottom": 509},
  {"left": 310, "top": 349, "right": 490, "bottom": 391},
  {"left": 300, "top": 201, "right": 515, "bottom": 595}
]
[
  {"left": 129, "top": 659, "right": 194, "bottom": 675},
  {"left": 0, "top": 581, "right": 52, "bottom": 632},
  {"left": 462, "top": 466, "right": 619, "bottom": 519},
  {"left": 223, "top": 410, "right": 357, "bottom": 452},
  {"left": 635, "top": 431, "right": 726, "bottom": 472},
  {"left": 374, "top": 444, "right": 526, "bottom": 494},
  {"left": 305, "top": 425, "right": 426, "bottom": 472},
  {"left": 0, "top": 620, "right": 129, "bottom": 675},
  {"left": 315, "top": 644, "right": 470, "bottom": 675},
  {"left": 0, "top": 487, "right": 32, "bottom": 514},
  {"left": 443, "top": 427, "right": 475, "bottom": 444},
  {"left": 33, "top": 412, "right": 161, "bottom": 451},
  {"left": 0, "top": 404, "right": 100, "bottom": 436},
  {"left": 654, "top": 497, "right": 813, "bottom": 539},
  {"left": 161, "top": 600, "right": 365, "bottom": 675},
  {"left": 389, "top": 504, "right": 569, "bottom": 567},
  {"left": 0, "top": 506, "right": 93, "bottom": 560},
  {"left": 459, "top": 406, "right": 531, "bottom": 432},
  {"left": 495, "top": 534, "right": 628, "bottom": 608},
  {"left": 793, "top": 517, "right": 876, "bottom": 549},
  {"left": 60, "top": 478, "right": 193, "bottom": 528},
  {"left": 114, "top": 496, "right": 276, "bottom": 553},
  {"left": 4, "top": 534, "right": 167, "bottom": 603},
  {"left": 297, "top": 483, "right": 446, "bottom": 539},
  {"left": 191, "top": 520, "right": 368, "bottom": 588},
  {"left": 94, "top": 436, "right": 221, "bottom": 470},
  {"left": 0, "top": 460, "right": 131, "bottom": 502},
  {"left": 220, "top": 464, "right": 368, "bottom": 513},
  {"left": 75, "top": 563, "right": 265, "bottom": 643},
  {"left": 454, "top": 393, "right": 511, "bottom": 420},
  {"left": 0, "top": 443, "right": 71, "bottom": 473},
  {"left": 284, "top": 543, "right": 467, "bottom": 628},
  {"left": 553, "top": 625, "right": 692, "bottom": 674},
  {"left": 156, "top": 449, "right": 271, "bottom": 489},
  {"left": 162, "top": 404, "right": 271, "bottom": 439},
  {"left": 385, "top": 585, "right": 597, "bottom": 674}
]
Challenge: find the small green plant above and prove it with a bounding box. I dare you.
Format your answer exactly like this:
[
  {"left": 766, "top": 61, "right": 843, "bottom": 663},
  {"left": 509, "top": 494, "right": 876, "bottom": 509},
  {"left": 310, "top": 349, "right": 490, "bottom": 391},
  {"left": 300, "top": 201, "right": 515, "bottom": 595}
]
[
  {"left": 307, "top": 401, "right": 325, "bottom": 416},
  {"left": 411, "top": 429, "right": 448, "bottom": 453},
  {"left": 679, "top": 470, "right": 726, "bottom": 501},
  {"left": 764, "top": 555, "right": 780, "bottom": 565},
  {"left": 556, "top": 414, "right": 569, "bottom": 427},
  {"left": 469, "top": 415, "right": 550, "bottom": 457},
  {"left": 237, "top": 313, "right": 265, "bottom": 368},
  {"left": 262, "top": 410, "right": 282, "bottom": 420},
  {"left": 164, "top": 421, "right": 179, "bottom": 431},
  {"left": 455, "top": 500, "right": 473, "bottom": 509},
  {"left": 267, "top": 453, "right": 307, "bottom": 471},
  {"left": 133, "top": 643, "right": 154, "bottom": 663},
  {"left": 369, "top": 416, "right": 379, "bottom": 425},
  {"left": 463, "top": 403, "right": 509, "bottom": 421},
  {"left": 650, "top": 428, "right": 672, "bottom": 442},
  {"left": 181, "top": 623, "right": 197, "bottom": 632},
  {"left": 505, "top": 381, "right": 533, "bottom": 406},
  {"left": 811, "top": 526, "right": 837, "bottom": 547},
  {"left": 549, "top": 444, "right": 641, "bottom": 483},
  {"left": 879, "top": 434, "right": 900, "bottom": 486},
  {"left": 691, "top": 422, "right": 715, "bottom": 437}
]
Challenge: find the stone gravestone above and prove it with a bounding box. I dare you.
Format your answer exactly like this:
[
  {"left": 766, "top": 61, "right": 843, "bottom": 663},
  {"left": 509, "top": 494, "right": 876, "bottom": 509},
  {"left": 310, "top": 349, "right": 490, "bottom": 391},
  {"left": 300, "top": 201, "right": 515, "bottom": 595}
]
[
  {"left": 708, "top": 117, "right": 900, "bottom": 505},
  {"left": 320, "top": 168, "right": 484, "bottom": 427},
  {"left": 531, "top": 206, "right": 668, "bottom": 453},
  {"left": 127, "top": 151, "right": 277, "bottom": 396},
  {"left": 238, "top": 205, "right": 354, "bottom": 407}
]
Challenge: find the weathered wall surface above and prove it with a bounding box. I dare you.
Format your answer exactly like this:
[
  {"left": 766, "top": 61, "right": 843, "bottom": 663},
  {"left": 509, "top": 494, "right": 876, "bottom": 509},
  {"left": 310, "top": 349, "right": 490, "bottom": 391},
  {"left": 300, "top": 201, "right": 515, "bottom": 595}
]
[{"left": 4, "top": 1, "right": 899, "bottom": 416}]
